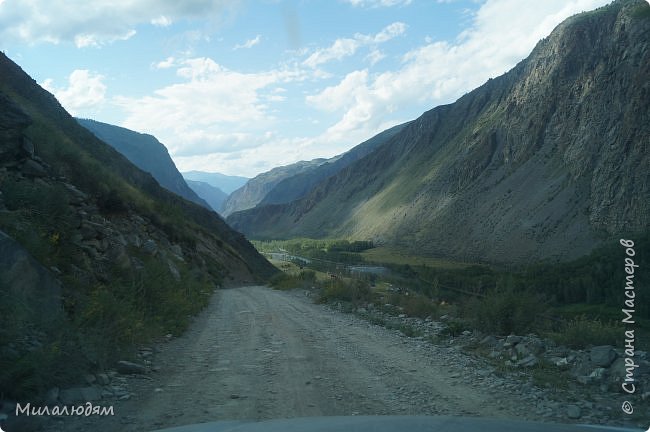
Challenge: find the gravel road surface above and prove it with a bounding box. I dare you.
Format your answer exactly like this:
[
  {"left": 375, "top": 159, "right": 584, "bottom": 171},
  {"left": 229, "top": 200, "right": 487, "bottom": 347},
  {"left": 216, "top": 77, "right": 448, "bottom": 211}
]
[{"left": 50, "top": 285, "right": 531, "bottom": 431}]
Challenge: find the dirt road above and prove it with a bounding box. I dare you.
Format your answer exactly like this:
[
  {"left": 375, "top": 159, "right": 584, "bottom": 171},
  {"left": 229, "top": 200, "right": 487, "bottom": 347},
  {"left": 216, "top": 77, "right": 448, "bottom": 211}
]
[{"left": 51, "top": 285, "right": 528, "bottom": 431}]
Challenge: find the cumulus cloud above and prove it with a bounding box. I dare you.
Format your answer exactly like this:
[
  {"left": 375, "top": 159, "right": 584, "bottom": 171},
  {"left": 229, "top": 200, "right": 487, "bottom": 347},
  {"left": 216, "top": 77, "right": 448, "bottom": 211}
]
[
  {"left": 154, "top": 56, "right": 177, "bottom": 69},
  {"left": 303, "top": 22, "right": 406, "bottom": 68},
  {"left": 42, "top": 70, "right": 106, "bottom": 116},
  {"left": 308, "top": 0, "right": 611, "bottom": 147},
  {"left": 0, "top": 0, "right": 235, "bottom": 47},
  {"left": 233, "top": 35, "right": 261, "bottom": 50},
  {"left": 344, "top": 0, "right": 412, "bottom": 7},
  {"left": 174, "top": 135, "right": 314, "bottom": 177},
  {"left": 115, "top": 57, "right": 303, "bottom": 158}
]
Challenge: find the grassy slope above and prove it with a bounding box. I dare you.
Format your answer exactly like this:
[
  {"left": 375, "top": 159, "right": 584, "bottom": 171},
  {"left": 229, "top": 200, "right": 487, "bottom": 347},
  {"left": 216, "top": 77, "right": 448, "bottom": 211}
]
[{"left": 0, "top": 53, "right": 276, "bottom": 399}]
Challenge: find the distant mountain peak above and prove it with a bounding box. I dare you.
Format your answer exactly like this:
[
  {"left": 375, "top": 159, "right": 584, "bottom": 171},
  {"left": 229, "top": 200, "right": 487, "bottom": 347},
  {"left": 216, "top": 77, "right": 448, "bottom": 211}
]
[{"left": 77, "top": 118, "right": 210, "bottom": 209}]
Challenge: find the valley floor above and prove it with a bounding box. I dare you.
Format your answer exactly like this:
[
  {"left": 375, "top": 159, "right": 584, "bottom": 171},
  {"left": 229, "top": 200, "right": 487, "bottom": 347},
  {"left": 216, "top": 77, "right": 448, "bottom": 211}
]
[{"left": 43, "top": 286, "right": 624, "bottom": 431}]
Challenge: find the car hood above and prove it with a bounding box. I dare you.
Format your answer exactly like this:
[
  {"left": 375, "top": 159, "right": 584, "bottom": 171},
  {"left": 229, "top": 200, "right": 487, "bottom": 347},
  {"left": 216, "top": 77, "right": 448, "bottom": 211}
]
[{"left": 150, "top": 415, "right": 644, "bottom": 432}]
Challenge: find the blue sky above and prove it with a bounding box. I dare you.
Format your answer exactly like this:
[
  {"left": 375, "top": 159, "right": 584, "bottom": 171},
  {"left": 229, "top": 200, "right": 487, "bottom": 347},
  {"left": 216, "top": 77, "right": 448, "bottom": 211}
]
[{"left": 0, "top": 0, "right": 611, "bottom": 177}]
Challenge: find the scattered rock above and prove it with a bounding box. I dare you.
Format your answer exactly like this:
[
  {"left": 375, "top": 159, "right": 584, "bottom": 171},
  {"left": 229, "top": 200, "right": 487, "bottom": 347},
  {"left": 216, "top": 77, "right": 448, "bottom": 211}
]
[
  {"left": 516, "top": 354, "right": 539, "bottom": 368},
  {"left": 480, "top": 335, "right": 498, "bottom": 347},
  {"left": 567, "top": 404, "right": 581, "bottom": 419},
  {"left": 142, "top": 239, "right": 158, "bottom": 255},
  {"left": 504, "top": 335, "right": 522, "bottom": 347},
  {"left": 170, "top": 244, "right": 183, "bottom": 257},
  {"left": 590, "top": 345, "right": 617, "bottom": 368},
  {"left": 167, "top": 260, "right": 181, "bottom": 281},
  {"left": 116, "top": 360, "right": 147, "bottom": 375},
  {"left": 21, "top": 159, "right": 47, "bottom": 177},
  {"left": 21, "top": 137, "right": 34, "bottom": 157},
  {"left": 96, "top": 373, "right": 110, "bottom": 386}
]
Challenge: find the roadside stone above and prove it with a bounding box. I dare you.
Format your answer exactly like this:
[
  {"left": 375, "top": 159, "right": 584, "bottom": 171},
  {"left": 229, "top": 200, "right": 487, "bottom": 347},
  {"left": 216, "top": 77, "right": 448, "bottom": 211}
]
[
  {"left": 96, "top": 373, "right": 110, "bottom": 386},
  {"left": 59, "top": 387, "right": 102, "bottom": 404},
  {"left": 504, "top": 335, "right": 522, "bottom": 347},
  {"left": 116, "top": 360, "right": 147, "bottom": 375},
  {"left": 516, "top": 354, "right": 539, "bottom": 368},
  {"left": 567, "top": 404, "right": 581, "bottom": 419},
  {"left": 480, "top": 335, "right": 498, "bottom": 347},
  {"left": 590, "top": 346, "right": 617, "bottom": 368},
  {"left": 546, "top": 356, "right": 569, "bottom": 369},
  {"left": 588, "top": 368, "right": 607, "bottom": 382}
]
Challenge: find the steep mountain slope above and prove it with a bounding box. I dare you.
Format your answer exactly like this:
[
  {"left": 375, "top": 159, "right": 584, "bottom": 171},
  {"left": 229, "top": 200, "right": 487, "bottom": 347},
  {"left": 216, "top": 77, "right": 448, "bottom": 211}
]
[
  {"left": 259, "top": 122, "right": 409, "bottom": 207},
  {"left": 186, "top": 179, "right": 228, "bottom": 213},
  {"left": 77, "top": 118, "right": 209, "bottom": 209},
  {"left": 0, "top": 53, "right": 275, "bottom": 398},
  {"left": 182, "top": 170, "right": 248, "bottom": 195},
  {"left": 222, "top": 158, "right": 327, "bottom": 216},
  {"left": 228, "top": 0, "right": 650, "bottom": 264}
]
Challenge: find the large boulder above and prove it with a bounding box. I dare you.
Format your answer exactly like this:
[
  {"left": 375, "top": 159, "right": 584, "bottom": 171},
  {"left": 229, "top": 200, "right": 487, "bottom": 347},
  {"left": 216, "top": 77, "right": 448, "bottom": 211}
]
[{"left": 590, "top": 345, "right": 617, "bottom": 368}]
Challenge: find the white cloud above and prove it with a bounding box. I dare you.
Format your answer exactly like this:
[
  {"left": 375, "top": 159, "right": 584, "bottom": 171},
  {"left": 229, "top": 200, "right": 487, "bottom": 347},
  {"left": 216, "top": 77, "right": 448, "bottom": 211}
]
[
  {"left": 308, "top": 0, "right": 611, "bottom": 149},
  {"left": 115, "top": 57, "right": 304, "bottom": 158},
  {"left": 154, "top": 56, "right": 177, "bottom": 69},
  {"left": 151, "top": 15, "right": 173, "bottom": 27},
  {"left": 73, "top": 30, "right": 136, "bottom": 48},
  {"left": 233, "top": 34, "right": 261, "bottom": 50},
  {"left": 372, "top": 22, "right": 408, "bottom": 43},
  {"left": 365, "top": 49, "right": 386, "bottom": 66},
  {"left": 42, "top": 70, "right": 106, "bottom": 116},
  {"left": 0, "top": 0, "right": 235, "bottom": 47},
  {"left": 344, "top": 0, "right": 412, "bottom": 7},
  {"left": 303, "top": 22, "right": 406, "bottom": 68},
  {"left": 307, "top": 70, "right": 369, "bottom": 112},
  {"left": 175, "top": 135, "right": 314, "bottom": 177}
]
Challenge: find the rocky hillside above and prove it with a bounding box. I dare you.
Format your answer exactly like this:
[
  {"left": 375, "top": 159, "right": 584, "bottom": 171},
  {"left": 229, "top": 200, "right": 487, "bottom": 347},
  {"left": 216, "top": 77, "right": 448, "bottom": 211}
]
[
  {"left": 259, "top": 122, "right": 409, "bottom": 207},
  {"left": 186, "top": 179, "right": 228, "bottom": 213},
  {"left": 0, "top": 52, "right": 276, "bottom": 400},
  {"left": 182, "top": 170, "right": 248, "bottom": 195},
  {"left": 228, "top": 0, "right": 650, "bottom": 264},
  {"left": 221, "top": 158, "right": 327, "bottom": 216},
  {"left": 77, "top": 118, "right": 209, "bottom": 209}
]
